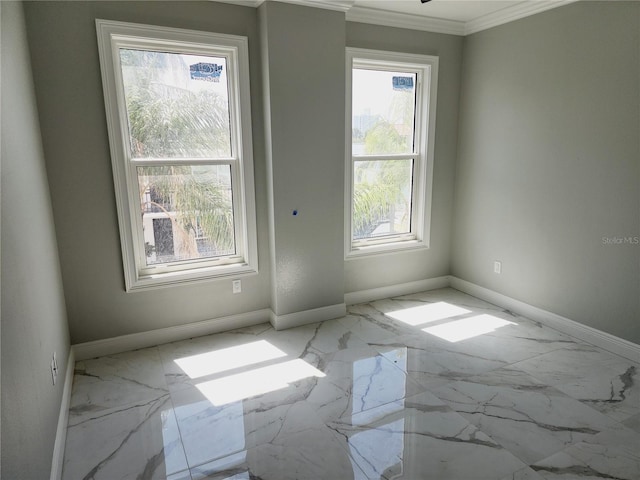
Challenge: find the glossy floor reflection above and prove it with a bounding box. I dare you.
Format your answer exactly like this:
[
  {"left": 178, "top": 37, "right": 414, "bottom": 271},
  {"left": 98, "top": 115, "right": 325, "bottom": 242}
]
[{"left": 62, "top": 288, "right": 640, "bottom": 479}]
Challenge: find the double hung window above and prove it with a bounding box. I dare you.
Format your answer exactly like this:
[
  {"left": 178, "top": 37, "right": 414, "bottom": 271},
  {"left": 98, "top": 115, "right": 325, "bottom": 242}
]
[
  {"left": 346, "top": 49, "right": 438, "bottom": 256},
  {"left": 96, "top": 20, "right": 258, "bottom": 290}
]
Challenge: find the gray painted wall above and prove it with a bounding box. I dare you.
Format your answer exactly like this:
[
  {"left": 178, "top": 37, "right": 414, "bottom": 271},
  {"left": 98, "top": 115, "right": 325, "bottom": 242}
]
[
  {"left": 260, "top": 2, "right": 346, "bottom": 316},
  {"left": 452, "top": 1, "right": 640, "bottom": 343},
  {"left": 5, "top": 1, "right": 638, "bottom": 476},
  {"left": 345, "top": 22, "right": 463, "bottom": 294},
  {"left": 18, "top": 0, "right": 639, "bottom": 348},
  {"left": 22, "top": 1, "right": 463, "bottom": 343},
  {"left": 23, "top": 1, "right": 272, "bottom": 344},
  {"left": 1, "top": 2, "right": 71, "bottom": 478}
]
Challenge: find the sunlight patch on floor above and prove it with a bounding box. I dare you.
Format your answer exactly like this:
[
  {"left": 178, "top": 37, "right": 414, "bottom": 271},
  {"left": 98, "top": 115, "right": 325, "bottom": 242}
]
[
  {"left": 422, "top": 314, "right": 516, "bottom": 342},
  {"left": 174, "top": 340, "right": 287, "bottom": 379},
  {"left": 196, "top": 358, "right": 325, "bottom": 406},
  {"left": 387, "top": 301, "right": 471, "bottom": 326}
]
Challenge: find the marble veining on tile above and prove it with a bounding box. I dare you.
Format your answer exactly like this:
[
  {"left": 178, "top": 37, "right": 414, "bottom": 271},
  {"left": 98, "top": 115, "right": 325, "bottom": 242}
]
[
  {"left": 327, "top": 391, "right": 529, "bottom": 479},
  {"left": 431, "top": 373, "right": 626, "bottom": 464},
  {"left": 62, "top": 288, "right": 640, "bottom": 480},
  {"left": 512, "top": 347, "right": 639, "bottom": 423}
]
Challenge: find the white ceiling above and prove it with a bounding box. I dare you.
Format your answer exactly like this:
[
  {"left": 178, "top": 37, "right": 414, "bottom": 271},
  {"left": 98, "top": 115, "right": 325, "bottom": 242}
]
[
  {"left": 353, "top": 0, "right": 525, "bottom": 23},
  {"left": 347, "top": 0, "right": 578, "bottom": 35},
  {"left": 213, "top": 0, "right": 577, "bottom": 35}
]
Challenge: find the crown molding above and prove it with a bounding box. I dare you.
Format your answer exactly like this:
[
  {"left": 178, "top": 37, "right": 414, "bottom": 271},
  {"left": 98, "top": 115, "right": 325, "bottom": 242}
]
[
  {"left": 210, "top": 0, "right": 263, "bottom": 7},
  {"left": 465, "top": 0, "right": 580, "bottom": 35},
  {"left": 211, "top": 0, "right": 354, "bottom": 12},
  {"left": 271, "top": 0, "right": 355, "bottom": 12},
  {"left": 346, "top": 5, "right": 465, "bottom": 36},
  {"left": 209, "top": 0, "right": 579, "bottom": 36}
]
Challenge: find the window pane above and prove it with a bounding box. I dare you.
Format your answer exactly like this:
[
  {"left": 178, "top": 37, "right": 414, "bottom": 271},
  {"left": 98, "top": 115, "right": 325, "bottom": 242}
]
[
  {"left": 138, "top": 165, "right": 235, "bottom": 265},
  {"left": 353, "top": 160, "right": 413, "bottom": 240},
  {"left": 120, "top": 49, "right": 231, "bottom": 158},
  {"left": 352, "top": 69, "right": 417, "bottom": 155}
]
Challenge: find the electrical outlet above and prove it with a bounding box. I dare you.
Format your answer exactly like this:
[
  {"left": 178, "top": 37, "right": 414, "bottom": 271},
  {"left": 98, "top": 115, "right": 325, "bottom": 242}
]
[
  {"left": 494, "top": 261, "right": 502, "bottom": 274},
  {"left": 232, "top": 279, "right": 242, "bottom": 294}
]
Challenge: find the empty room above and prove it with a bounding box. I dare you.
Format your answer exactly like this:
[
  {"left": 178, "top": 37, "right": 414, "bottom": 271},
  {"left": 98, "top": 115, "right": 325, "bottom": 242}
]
[{"left": 1, "top": 0, "right": 638, "bottom": 479}]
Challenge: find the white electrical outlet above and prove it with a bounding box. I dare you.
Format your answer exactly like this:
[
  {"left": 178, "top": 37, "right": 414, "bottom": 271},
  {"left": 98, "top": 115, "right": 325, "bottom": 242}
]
[
  {"left": 494, "top": 261, "right": 502, "bottom": 274},
  {"left": 232, "top": 280, "right": 242, "bottom": 294}
]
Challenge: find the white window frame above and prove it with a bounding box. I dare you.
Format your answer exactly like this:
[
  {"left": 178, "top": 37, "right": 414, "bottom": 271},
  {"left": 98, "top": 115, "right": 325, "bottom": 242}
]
[
  {"left": 345, "top": 48, "right": 438, "bottom": 258},
  {"left": 96, "top": 20, "right": 258, "bottom": 291}
]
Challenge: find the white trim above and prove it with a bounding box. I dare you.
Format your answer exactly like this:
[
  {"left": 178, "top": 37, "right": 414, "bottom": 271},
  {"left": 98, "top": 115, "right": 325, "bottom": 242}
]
[
  {"left": 268, "top": 0, "right": 355, "bottom": 13},
  {"left": 211, "top": 0, "right": 577, "bottom": 36},
  {"left": 72, "top": 309, "right": 271, "bottom": 360},
  {"left": 95, "top": 19, "right": 258, "bottom": 292},
  {"left": 214, "top": 0, "right": 356, "bottom": 12},
  {"left": 348, "top": 239, "right": 428, "bottom": 258},
  {"left": 210, "top": 0, "right": 264, "bottom": 7},
  {"left": 346, "top": 6, "right": 465, "bottom": 36},
  {"left": 346, "top": 1, "right": 577, "bottom": 36},
  {"left": 345, "top": 276, "right": 451, "bottom": 305},
  {"left": 450, "top": 277, "right": 640, "bottom": 363},
  {"left": 270, "top": 303, "right": 347, "bottom": 330},
  {"left": 50, "top": 349, "right": 75, "bottom": 480},
  {"left": 347, "top": 5, "right": 465, "bottom": 35},
  {"left": 464, "top": 0, "right": 580, "bottom": 35},
  {"left": 68, "top": 272, "right": 637, "bottom": 362},
  {"left": 346, "top": 274, "right": 639, "bottom": 362},
  {"left": 345, "top": 48, "right": 438, "bottom": 259},
  {"left": 128, "top": 262, "right": 259, "bottom": 292}
]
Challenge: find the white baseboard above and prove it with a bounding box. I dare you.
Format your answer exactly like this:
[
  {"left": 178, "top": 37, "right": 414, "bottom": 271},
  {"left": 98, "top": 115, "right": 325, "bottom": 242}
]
[
  {"left": 450, "top": 277, "right": 640, "bottom": 363},
  {"left": 71, "top": 277, "right": 639, "bottom": 362},
  {"left": 270, "top": 303, "right": 347, "bottom": 330},
  {"left": 50, "top": 348, "right": 75, "bottom": 480},
  {"left": 344, "top": 276, "right": 451, "bottom": 306},
  {"left": 72, "top": 309, "right": 271, "bottom": 361}
]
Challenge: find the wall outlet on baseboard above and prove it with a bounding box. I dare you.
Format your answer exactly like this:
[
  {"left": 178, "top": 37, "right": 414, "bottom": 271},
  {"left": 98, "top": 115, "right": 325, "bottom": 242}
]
[
  {"left": 494, "top": 261, "right": 502, "bottom": 274},
  {"left": 232, "top": 279, "right": 242, "bottom": 294}
]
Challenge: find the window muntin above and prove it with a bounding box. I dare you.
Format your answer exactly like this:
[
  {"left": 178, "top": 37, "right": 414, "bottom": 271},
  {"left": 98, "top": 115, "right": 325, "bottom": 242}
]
[
  {"left": 97, "top": 20, "right": 257, "bottom": 290},
  {"left": 346, "top": 49, "right": 438, "bottom": 257}
]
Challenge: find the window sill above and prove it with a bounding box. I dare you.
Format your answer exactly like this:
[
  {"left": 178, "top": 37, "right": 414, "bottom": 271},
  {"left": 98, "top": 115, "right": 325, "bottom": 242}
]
[
  {"left": 346, "top": 239, "right": 428, "bottom": 259},
  {"left": 126, "top": 261, "right": 258, "bottom": 292}
]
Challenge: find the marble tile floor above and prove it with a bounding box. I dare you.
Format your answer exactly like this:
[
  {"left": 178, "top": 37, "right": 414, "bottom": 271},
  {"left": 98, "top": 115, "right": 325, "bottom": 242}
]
[{"left": 62, "top": 288, "right": 640, "bottom": 480}]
